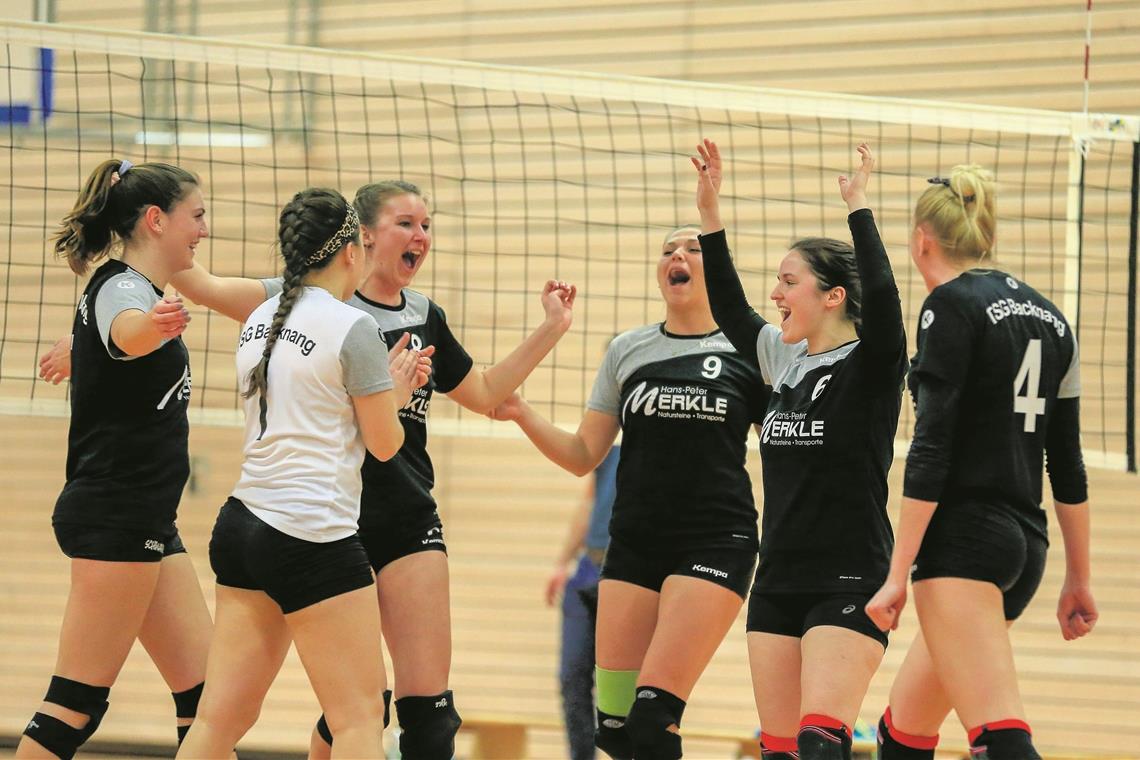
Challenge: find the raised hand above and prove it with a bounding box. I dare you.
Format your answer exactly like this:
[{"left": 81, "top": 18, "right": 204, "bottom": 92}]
[
  {"left": 838, "top": 142, "right": 874, "bottom": 213},
  {"left": 38, "top": 335, "right": 73, "bottom": 385},
  {"left": 150, "top": 296, "right": 191, "bottom": 340},
  {"left": 541, "top": 280, "right": 577, "bottom": 332},
  {"left": 691, "top": 138, "right": 724, "bottom": 230}
]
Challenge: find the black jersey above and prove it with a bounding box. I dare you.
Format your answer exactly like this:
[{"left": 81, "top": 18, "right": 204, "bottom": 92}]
[
  {"left": 55, "top": 260, "right": 191, "bottom": 531},
  {"left": 586, "top": 324, "right": 769, "bottom": 550},
  {"left": 348, "top": 289, "right": 474, "bottom": 534},
  {"left": 903, "top": 270, "right": 1086, "bottom": 541},
  {"left": 701, "top": 210, "right": 907, "bottom": 594}
]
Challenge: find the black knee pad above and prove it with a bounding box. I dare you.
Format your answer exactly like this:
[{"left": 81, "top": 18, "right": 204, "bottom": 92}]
[
  {"left": 798, "top": 716, "right": 852, "bottom": 760},
  {"left": 623, "top": 686, "right": 685, "bottom": 760},
  {"left": 878, "top": 710, "right": 937, "bottom": 760},
  {"left": 23, "top": 676, "right": 111, "bottom": 760},
  {"left": 595, "top": 709, "right": 633, "bottom": 760},
  {"left": 172, "top": 682, "right": 204, "bottom": 745},
  {"left": 395, "top": 690, "right": 462, "bottom": 760},
  {"left": 316, "top": 688, "right": 392, "bottom": 746},
  {"left": 969, "top": 725, "right": 1040, "bottom": 760}
]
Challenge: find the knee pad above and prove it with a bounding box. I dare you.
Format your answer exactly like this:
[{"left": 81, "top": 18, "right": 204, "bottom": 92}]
[
  {"left": 797, "top": 714, "right": 852, "bottom": 760},
  {"left": 172, "top": 682, "right": 204, "bottom": 745},
  {"left": 878, "top": 708, "right": 937, "bottom": 760},
  {"left": 759, "top": 731, "right": 798, "bottom": 759},
  {"left": 395, "top": 690, "right": 462, "bottom": 760},
  {"left": 624, "top": 686, "right": 685, "bottom": 760},
  {"left": 595, "top": 708, "right": 633, "bottom": 760},
  {"left": 968, "top": 720, "right": 1040, "bottom": 760},
  {"left": 23, "top": 676, "right": 111, "bottom": 760},
  {"left": 316, "top": 688, "right": 392, "bottom": 746}
]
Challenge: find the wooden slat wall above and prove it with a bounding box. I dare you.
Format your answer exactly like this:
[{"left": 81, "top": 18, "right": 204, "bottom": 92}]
[
  {"left": 1, "top": 415, "right": 1138, "bottom": 757},
  {"left": 48, "top": 0, "right": 1140, "bottom": 114}
]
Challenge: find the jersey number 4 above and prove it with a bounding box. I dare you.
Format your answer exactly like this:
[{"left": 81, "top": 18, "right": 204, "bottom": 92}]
[{"left": 1013, "top": 339, "right": 1046, "bottom": 433}]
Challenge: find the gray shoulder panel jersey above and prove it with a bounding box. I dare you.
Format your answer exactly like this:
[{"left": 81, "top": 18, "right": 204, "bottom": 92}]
[{"left": 95, "top": 268, "right": 165, "bottom": 359}]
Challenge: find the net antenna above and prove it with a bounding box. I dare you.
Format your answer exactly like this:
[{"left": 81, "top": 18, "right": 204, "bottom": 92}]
[{"left": 1, "top": 20, "right": 1137, "bottom": 471}]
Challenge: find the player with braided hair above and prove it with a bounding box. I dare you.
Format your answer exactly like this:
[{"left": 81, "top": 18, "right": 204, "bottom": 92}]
[
  {"left": 176, "top": 188, "right": 421, "bottom": 759},
  {"left": 20, "top": 159, "right": 214, "bottom": 760}
]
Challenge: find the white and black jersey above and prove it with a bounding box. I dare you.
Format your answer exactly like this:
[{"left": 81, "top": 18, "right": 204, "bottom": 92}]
[
  {"left": 232, "top": 287, "right": 393, "bottom": 543},
  {"left": 262, "top": 280, "right": 474, "bottom": 538},
  {"left": 701, "top": 210, "right": 907, "bottom": 595},
  {"left": 904, "top": 270, "right": 1087, "bottom": 540},
  {"left": 54, "top": 260, "right": 191, "bottom": 532},
  {"left": 587, "top": 324, "right": 769, "bottom": 550}
]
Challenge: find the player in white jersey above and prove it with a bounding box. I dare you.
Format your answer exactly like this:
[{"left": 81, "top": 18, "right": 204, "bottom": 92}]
[
  {"left": 176, "top": 188, "right": 419, "bottom": 759},
  {"left": 21, "top": 159, "right": 214, "bottom": 760},
  {"left": 127, "top": 180, "right": 573, "bottom": 759}
]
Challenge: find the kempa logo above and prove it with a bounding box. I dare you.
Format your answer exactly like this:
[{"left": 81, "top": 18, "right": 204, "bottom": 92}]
[
  {"left": 144, "top": 539, "right": 164, "bottom": 553},
  {"left": 691, "top": 564, "right": 728, "bottom": 579},
  {"left": 921, "top": 309, "right": 935, "bottom": 329},
  {"left": 1006, "top": 277, "right": 1020, "bottom": 290},
  {"left": 116, "top": 279, "right": 137, "bottom": 289},
  {"left": 637, "top": 690, "right": 657, "bottom": 700}
]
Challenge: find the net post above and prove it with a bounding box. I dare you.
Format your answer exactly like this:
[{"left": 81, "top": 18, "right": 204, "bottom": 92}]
[
  {"left": 1063, "top": 138, "right": 1086, "bottom": 330},
  {"left": 1126, "top": 139, "right": 1138, "bottom": 473}
]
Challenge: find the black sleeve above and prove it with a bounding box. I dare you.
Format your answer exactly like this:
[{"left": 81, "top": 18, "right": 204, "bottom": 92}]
[
  {"left": 1044, "top": 397, "right": 1088, "bottom": 504},
  {"left": 909, "top": 289, "right": 975, "bottom": 389},
  {"left": 902, "top": 376, "right": 962, "bottom": 503},
  {"left": 848, "top": 209, "right": 905, "bottom": 361},
  {"left": 699, "top": 228, "right": 766, "bottom": 365},
  {"left": 429, "top": 303, "right": 475, "bottom": 393}
]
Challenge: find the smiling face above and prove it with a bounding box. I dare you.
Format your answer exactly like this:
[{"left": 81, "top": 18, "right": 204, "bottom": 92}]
[
  {"left": 769, "top": 248, "right": 835, "bottom": 345},
  {"left": 656, "top": 227, "right": 706, "bottom": 309},
  {"left": 157, "top": 184, "right": 208, "bottom": 272},
  {"left": 361, "top": 192, "right": 431, "bottom": 291}
]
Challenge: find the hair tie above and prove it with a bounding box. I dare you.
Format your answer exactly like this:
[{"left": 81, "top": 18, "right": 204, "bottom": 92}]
[
  {"left": 926, "top": 176, "right": 951, "bottom": 187},
  {"left": 307, "top": 205, "right": 361, "bottom": 265},
  {"left": 928, "top": 176, "right": 975, "bottom": 204},
  {"left": 110, "top": 159, "right": 134, "bottom": 187}
]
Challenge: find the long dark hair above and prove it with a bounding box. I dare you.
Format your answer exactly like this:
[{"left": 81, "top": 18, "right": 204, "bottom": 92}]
[
  {"left": 789, "top": 236, "right": 862, "bottom": 331},
  {"left": 243, "top": 188, "right": 361, "bottom": 400},
  {"left": 53, "top": 159, "right": 198, "bottom": 275}
]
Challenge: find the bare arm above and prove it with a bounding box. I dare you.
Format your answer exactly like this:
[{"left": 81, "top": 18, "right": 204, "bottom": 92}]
[
  {"left": 489, "top": 393, "right": 619, "bottom": 477},
  {"left": 169, "top": 261, "right": 269, "bottom": 323},
  {"left": 110, "top": 297, "right": 191, "bottom": 357},
  {"left": 447, "top": 280, "right": 576, "bottom": 414},
  {"left": 1054, "top": 500, "right": 1098, "bottom": 640},
  {"left": 545, "top": 484, "right": 594, "bottom": 606}
]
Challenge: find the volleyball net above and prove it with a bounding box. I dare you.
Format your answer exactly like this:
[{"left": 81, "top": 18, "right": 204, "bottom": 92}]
[{"left": 1, "top": 20, "right": 1137, "bottom": 469}]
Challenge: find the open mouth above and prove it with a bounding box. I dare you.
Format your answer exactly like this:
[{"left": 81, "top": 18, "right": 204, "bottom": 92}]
[
  {"left": 777, "top": 306, "right": 791, "bottom": 323},
  {"left": 667, "top": 270, "right": 691, "bottom": 286},
  {"left": 401, "top": 251, "right": 422, "bottom": 270}
]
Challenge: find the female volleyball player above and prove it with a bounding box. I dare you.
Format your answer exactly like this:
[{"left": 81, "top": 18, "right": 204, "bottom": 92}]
[
  {"left": 154, "top": 179, "right": 575, "bottom": 759},
  {"left": 489, "top": 225, "right": 770, "bottom": 760},
  {"left": 865, "top": 167, "right": 1097, "bottom": 760},
  {"left": 19, "top": 160, "right": 214, "bottom": 760},
  {"left": 176, "top": 187, "right": 418, "bottom": 759},
  {"left": 694, "top": 141, "right": 906, "bottom": 760}
]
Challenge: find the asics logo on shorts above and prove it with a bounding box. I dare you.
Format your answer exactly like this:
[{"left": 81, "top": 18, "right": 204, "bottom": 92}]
[
  {"left": 637, "top": 689, "right": 657, "bottom": 700},
  {"left": 435, "top": 696, "right": 449, "bottom": 708},
  {"left": 691, "top": 564, "right": 728, "bottom": 579},
  {"left": 842, "top": 605, "right": 856, "bottom": 614},
  {"left": 602, "top": 718, "right": 624, "bottom": 728},
  {"left": 144, "top": 539, "right": 164, "bottom": 553}
]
